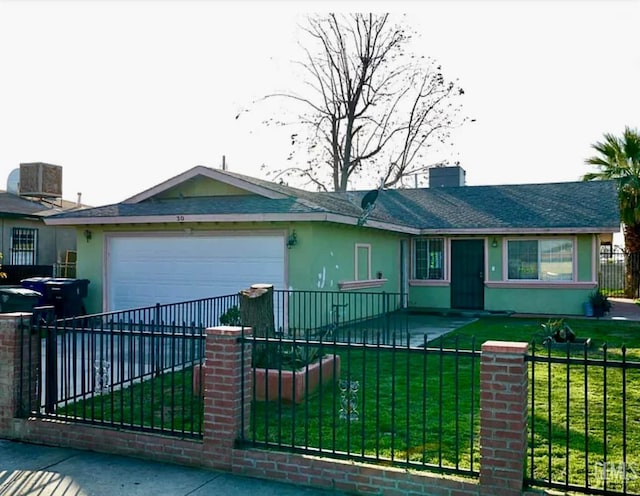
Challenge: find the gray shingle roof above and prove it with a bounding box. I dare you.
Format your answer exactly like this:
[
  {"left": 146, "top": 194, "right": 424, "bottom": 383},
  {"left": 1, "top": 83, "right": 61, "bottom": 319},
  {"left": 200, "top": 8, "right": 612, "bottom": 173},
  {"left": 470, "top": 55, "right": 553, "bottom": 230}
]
[
  {"left": 0, "top": 191, "right": 74, "bottom": 218},
  {"left": 0, "top": 190, "right": 89, "bottom": 218},
  {"left": 46, "top": 167, "right": 620, "bottom": 233},
  {"left": 363, "top": 180, "right": 620, "bottom": 230}
]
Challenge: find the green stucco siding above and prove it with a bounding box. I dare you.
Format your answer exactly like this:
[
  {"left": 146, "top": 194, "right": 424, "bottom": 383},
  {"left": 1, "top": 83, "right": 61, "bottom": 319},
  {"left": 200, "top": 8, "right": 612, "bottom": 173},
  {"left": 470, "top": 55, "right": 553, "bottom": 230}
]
[
  {"left": 484, "top": 287, "right": 593, "bottom": 315},
  {"left": 76, "top": 229, "right": 106, "bottom": 314},
  {"left": 407, "top": 234, "right": 598, "bottom": 316},
  {"left": 286, "top": 223, "right": 402, "bottom": 293},
  {"left": 155, "top": 177, "right": 253, "bottom": 199},
  {"left": 407, "top": 285, "right": 451, "bottom": 310},
  {"left": 576, "top": 234, "right": 593, "bottom": 282},
  {"left": 76, "top": 225, "right": 599, "bottom": 317},
  {"left": 75, "top": 221, "right": 404, "bottom": 315},
  {"left": 487, "top": 236, "right": 503, "bottom": 282}
]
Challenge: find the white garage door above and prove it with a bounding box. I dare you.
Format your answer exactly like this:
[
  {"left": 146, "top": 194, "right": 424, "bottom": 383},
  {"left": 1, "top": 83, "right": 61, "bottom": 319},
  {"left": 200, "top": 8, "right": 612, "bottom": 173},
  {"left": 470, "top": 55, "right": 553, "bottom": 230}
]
[{"left": 106, "top": 234, "right": 285, "bottom": 311}]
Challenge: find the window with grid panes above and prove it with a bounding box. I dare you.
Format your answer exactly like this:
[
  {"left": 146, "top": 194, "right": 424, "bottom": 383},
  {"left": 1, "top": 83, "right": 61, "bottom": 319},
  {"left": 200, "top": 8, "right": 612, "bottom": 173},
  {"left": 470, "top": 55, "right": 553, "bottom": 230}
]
[
  {"left": 413, "top": 238, "right": 444, "bottom": 279},
  {"left": 11, "top": 227, "right": 37, "bottom": 265}
]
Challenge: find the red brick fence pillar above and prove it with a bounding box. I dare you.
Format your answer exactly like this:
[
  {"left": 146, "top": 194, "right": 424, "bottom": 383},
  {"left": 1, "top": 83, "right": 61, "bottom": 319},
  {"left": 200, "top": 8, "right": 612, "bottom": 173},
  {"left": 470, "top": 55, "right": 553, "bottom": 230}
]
[
  {"left": 479, "top": 340, "right": 529, "bottom": 496},
  {"left": 201, "top": 325, "right": 252, "bottom": 470},
  {"left": 0, "top": 314, "right": 39, "bottom": 437}
]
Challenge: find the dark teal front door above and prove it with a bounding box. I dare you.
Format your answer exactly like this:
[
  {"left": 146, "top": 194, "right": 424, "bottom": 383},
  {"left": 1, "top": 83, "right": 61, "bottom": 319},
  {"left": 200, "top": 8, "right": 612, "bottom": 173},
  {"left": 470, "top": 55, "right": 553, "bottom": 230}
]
[{"left": 450, "top": 239, "right": 485, "bottom": 310}]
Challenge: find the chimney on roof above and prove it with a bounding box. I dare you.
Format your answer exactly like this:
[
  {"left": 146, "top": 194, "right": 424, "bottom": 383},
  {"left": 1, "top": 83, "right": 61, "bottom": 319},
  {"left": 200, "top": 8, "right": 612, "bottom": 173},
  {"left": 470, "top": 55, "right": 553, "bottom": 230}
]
[
  {"left": 429, "top": 165, "right": 466, "bottom": 188},
  {"left": 221, "top": 155, "right": 227, "bottom": 171}
]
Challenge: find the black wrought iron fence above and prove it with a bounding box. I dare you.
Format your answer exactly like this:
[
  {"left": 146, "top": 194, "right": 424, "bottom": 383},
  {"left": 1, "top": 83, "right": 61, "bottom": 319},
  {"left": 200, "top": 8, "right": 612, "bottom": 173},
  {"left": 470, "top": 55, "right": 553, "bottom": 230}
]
[
  {"left": 599, "top": 247, "right": 640, "bottom": 298},
  {"left": 526, "top": 341, "right": 640, "bottom": 495},
  {"left": 20, "top": 289, "right": 411, "bottom": 441},
  {"left": 270, "top": 289, "right": 408, "bottom": 345},
  {"left": 21, "top": 293, "right": 240, "bottom": 439},
  {"left": 239, "top": 331, "right": 481, "bottom": 477}
]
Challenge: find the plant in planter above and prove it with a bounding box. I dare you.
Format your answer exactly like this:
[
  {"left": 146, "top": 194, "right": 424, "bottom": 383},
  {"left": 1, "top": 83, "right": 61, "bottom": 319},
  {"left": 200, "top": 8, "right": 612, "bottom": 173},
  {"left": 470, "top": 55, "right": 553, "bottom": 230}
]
[
  {"left": 541, "top": 318, "right": 591, "bottom": 350},
  {"left": 219, "top": 305, "right": 241, "bottom": 326},
  {"left": 589, "top": 288, "right": 611, "bottom": 317},
  {"left": 541, "top": 318, "right": 576, "bottom": 343},
  {"left": 253, "top": 342, "right": 341, "bottom": 404},
  {"left": 217, "top": 285, "right": 341, "bottom": 403}
]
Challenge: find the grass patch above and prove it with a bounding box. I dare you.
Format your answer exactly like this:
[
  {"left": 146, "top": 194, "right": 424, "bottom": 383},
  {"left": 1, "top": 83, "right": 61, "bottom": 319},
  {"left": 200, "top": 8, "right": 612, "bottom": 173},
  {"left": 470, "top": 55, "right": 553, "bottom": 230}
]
[
  {"left": 250, "top": 345, "right": 480, "bottom": 472},
  {"left": 57, "top": 367, "right": 203, "bottom": 437},
  {"left": 55, "top": 316, "right": 640, "bottom": 490},
  {"left": 438, "top": 316, "right": 640, "bottom": 492}
]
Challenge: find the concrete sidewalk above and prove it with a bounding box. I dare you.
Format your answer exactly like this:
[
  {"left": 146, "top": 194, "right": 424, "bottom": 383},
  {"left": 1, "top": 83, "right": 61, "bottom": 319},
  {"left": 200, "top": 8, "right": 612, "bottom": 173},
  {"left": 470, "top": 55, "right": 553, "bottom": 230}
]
[{"left": 0, "top": 439, "right": 341, "bottom": 496}]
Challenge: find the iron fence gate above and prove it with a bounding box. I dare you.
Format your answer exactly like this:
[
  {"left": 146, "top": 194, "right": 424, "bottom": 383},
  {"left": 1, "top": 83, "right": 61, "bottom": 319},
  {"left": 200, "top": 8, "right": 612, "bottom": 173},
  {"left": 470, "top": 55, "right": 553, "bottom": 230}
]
[{"left": 599, "top": 247, "right": 640, "bottom": 298}]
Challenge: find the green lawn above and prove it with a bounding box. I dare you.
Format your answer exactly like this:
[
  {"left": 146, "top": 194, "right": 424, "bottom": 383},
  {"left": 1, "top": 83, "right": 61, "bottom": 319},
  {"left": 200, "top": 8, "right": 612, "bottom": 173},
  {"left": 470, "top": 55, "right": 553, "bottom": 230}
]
[
  {"left": 57, "top": 316, "right": 640, "bottom": 491},
  {"left": 436, "top": 316, "right": 640, "bottom": 493},
  {"left": 250, "top": 344, "right": 480, "bottom": 473},
  {"left": 57, "top": 367, "right": 203, "bottom": 437}
]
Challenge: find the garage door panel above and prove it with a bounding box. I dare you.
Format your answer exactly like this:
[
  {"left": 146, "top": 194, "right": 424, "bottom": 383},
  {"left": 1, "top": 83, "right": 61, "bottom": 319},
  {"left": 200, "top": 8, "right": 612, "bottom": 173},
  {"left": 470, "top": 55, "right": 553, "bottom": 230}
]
[{"left": 107, "top": 235, "right": 285, "bottom": 311}]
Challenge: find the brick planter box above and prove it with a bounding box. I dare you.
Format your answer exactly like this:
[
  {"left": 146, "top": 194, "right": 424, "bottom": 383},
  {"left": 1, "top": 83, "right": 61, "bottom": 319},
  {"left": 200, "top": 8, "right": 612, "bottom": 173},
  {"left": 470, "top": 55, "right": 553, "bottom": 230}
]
[
  {"left": 254, "top": 354, "right": 340, "bottom": 403},
  {"left": 193, "top": 354, "right": 341, "bottom": 404}
]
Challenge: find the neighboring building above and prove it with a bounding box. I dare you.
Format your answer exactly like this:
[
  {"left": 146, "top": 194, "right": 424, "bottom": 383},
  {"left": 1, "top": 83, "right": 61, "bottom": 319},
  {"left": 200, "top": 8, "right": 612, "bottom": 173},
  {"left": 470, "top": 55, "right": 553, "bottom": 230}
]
[
  {"left": 0, "top": 163, "right": 84, "bottom": 283},
  {"left": 45, "top": 165, "right": 620, "bottom": 316}
]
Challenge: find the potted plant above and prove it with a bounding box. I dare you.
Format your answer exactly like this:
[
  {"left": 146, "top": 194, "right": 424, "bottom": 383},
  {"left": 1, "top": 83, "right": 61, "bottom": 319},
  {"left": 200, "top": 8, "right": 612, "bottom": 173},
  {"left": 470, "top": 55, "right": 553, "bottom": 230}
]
[{"left": 589, "top": 288, "right": 611, "bottom": 317}]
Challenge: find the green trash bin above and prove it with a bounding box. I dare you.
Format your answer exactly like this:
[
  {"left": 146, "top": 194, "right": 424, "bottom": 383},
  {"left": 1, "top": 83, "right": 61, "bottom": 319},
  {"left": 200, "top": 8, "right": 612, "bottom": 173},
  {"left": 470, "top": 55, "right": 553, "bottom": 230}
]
[{"left": 0, "top": 287, "right": 42, "bottom": 313}]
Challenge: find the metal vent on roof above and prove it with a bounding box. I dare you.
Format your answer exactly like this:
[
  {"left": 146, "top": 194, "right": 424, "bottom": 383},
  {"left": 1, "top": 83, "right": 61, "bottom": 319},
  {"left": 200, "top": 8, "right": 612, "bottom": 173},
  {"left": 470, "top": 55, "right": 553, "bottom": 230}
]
[{"left": 19, "top": 162, "right": 63, "bottom": 198}]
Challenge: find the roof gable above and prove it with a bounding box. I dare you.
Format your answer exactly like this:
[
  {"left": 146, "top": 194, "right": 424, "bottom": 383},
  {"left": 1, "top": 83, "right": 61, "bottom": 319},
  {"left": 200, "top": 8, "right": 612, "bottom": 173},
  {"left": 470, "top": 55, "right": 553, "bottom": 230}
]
[
  {"left": 123, "top": 166, "right": 291, "bottom": 203},
  {"left": 152, "top": 175, "right": 258, "bottom": 200}
]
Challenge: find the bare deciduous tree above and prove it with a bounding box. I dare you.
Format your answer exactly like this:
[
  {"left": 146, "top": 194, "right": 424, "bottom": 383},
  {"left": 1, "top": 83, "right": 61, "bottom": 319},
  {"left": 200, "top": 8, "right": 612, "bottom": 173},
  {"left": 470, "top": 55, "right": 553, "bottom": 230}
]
[{"left": 259, "top": 13, "right": 468, "bottom": 192}]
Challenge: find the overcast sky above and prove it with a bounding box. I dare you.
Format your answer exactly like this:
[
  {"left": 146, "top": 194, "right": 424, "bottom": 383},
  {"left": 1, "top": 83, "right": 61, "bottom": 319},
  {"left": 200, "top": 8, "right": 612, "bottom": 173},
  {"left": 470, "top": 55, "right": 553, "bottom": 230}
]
[{"left": 1, "top": 0, "right": 638, "bottom": 207}]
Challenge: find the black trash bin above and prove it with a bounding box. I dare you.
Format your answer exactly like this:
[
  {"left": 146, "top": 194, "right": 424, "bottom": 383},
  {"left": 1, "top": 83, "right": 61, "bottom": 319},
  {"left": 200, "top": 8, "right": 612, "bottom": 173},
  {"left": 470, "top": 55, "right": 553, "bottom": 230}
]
[
  {"left": 0, "top": 287, "right": 43, "bottom": 313},
  {"left": 43, "top": 278, "right": 90, "bottom": 318}
]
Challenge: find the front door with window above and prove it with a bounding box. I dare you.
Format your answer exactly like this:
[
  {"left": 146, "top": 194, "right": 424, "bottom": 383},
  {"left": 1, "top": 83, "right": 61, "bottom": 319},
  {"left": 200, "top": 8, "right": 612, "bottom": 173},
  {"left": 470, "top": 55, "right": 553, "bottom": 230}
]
[{"left": 450, "top": 239, "right": 485, "bottom": 310}]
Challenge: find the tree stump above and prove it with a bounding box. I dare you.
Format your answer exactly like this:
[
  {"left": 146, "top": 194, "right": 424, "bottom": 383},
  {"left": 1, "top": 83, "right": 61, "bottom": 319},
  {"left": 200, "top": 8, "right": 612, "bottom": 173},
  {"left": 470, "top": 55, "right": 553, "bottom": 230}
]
[{"left": 239, "top": 283, "right": 276, "bottom": 367}]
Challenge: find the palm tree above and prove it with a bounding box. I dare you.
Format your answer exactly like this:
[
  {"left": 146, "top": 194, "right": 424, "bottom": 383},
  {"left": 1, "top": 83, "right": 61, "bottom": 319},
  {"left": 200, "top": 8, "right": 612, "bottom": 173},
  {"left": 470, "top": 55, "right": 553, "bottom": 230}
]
[{"left": 584, "top": 126, "right": 640, "bottom": 297}]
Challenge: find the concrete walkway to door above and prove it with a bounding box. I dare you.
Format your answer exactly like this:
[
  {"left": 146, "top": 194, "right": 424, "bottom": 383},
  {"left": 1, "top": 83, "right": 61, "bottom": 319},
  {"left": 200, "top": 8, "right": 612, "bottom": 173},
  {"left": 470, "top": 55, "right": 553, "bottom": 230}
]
[
  {"left": 405, "top": 312, "right": 479, "bottom": 347},
  {"left": 405, "top": 297, "right": 640, "bottom": 348}
]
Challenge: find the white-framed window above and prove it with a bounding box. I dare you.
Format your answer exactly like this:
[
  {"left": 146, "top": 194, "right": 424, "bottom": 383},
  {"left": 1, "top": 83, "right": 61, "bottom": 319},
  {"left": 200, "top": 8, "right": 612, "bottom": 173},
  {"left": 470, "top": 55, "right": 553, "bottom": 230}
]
[
  {"left": 355, "top": 243, "right": 371, "bottom": 281},
  {"left": 413, "top": 237, "right": 445, "bottom": 280},
  {"left": 11, "top": 227, "right": 38, "bottom": 265},
  {"left": 507, "top": 238, "right": 574, "bottom": 281}
]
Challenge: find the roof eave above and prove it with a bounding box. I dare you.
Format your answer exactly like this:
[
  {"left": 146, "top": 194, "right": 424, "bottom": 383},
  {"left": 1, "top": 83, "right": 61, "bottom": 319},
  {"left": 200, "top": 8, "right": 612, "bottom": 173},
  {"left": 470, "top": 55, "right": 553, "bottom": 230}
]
[
  {"left": 44, "top": 212, "right": 419, "bottom": 234},
  {"left": 418, "top": 226, "right": 621, "bottom": 235},
  {"left": 0, "top": 212, "right": 43, "bottom": 220}
]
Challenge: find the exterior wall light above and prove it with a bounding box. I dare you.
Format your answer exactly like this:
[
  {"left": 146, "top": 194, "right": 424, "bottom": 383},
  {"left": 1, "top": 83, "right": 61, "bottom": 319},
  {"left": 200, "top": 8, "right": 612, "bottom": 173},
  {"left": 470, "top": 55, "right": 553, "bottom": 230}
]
[
  {"left": 84, "top": 229, "right": 92, "bottom": 243},
  {"left": 491, "top": 237, "right": 498, "bottom": 248},
  {"left": 287, "top": 230, "right": 298, "bottom": 249}
]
